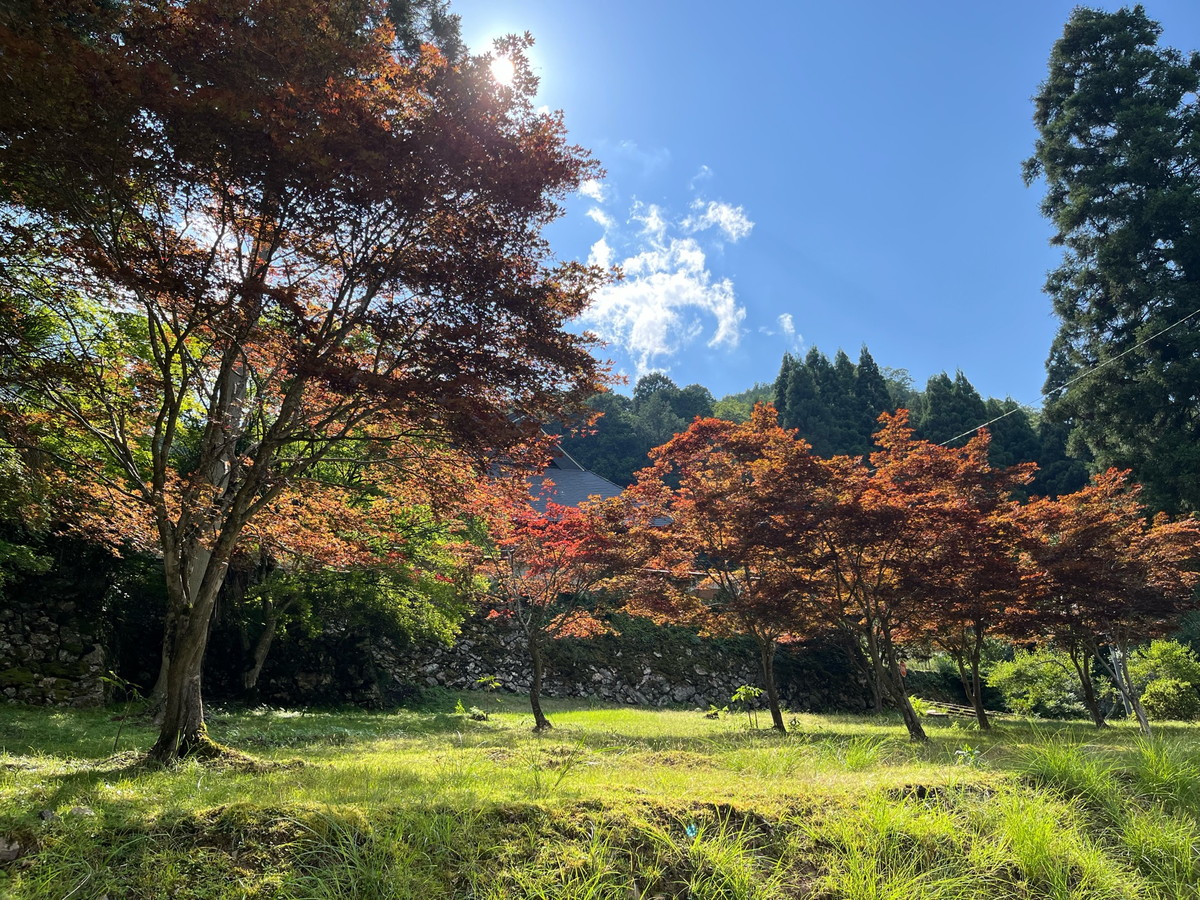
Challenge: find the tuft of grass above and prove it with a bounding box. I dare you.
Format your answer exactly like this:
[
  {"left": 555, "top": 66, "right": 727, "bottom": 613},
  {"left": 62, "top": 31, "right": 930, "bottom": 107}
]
[
  {"left": 1016, "top": 736, "right": 1126, "bottom": 825},
  {"left": 1120, "top": 805, "right": 1200, "bottom": 897},
  {"left": 1128, "top": 735, "right": 1200, "bottom": 817},
  {"left": 979, "top": 789, "right": 1136, "bottom": 900}
]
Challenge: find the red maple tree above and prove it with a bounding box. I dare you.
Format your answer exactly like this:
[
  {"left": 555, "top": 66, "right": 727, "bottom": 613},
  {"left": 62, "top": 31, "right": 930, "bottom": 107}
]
[
  {"left": 1016, "top": 470, "right": 1200, "bottom": 734},
  {"left": 810, "top": 413, "right": 1032, "bottom": 740},
  {"left": 625, "top": 405, "right": 829, "bottom": 732},
  {"left": 485, "top": 499, "right": 625, "bottom": 731},
  {"left": 0, "top": 0, "right": 605, "bottom": 759}
]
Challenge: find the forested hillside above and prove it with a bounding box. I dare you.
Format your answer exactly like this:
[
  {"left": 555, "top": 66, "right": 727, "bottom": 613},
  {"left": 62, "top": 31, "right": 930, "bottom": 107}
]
[{"left": 559, "top": 346, "right": 1089, "bottom": 496}]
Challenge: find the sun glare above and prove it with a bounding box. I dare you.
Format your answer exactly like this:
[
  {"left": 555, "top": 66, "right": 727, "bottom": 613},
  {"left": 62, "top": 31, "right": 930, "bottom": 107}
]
[{"left": 490, "top": 55, "right": 516, "bottom": 87}]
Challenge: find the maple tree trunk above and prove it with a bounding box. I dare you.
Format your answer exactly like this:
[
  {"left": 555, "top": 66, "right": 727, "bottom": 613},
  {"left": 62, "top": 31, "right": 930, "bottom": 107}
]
[
  {"left": 953, "top": 642, "right": 991, "bottom": 730},
  {"left": 872, "top": 626, "right": 927, "bottom": 742},
  {"left": 866, "top": 672, "right": 885, "bottom": 714},
  {"left": 756, "top": 636, "right": 786, "bottom": 733},
  {"left": 528, "top": 636, "right": 552, "bottom": 732},
  {"left": 842, "top": 634, "right": 884, "bottom": 713},
  {"left": 969, "top": 662, "right": 990, "bottom": 730},
  {"left": 1123, "top": 661, "right": 1153, "bottom": 738},
  {"left": 1102, "top": 641, "right": 1152, "bottom": 737},
  {"left": 894, "top": 682, "right": 927, "bottom": 742},
  {"left": 243, "top": 616, "right": 277, "bottom": 693},
  {"left": 149, "top": 586, "right": 220, "bottom": 761},
  {"left": 244, "top": 598, "right": 291, "bottom": 693},
  {"left": 149, "top": 516, "right": 240, "bottom": 762},
  {"left": 1068, "top": 645, "right": 1107, "bottom": 728},
  {"left": 148, "top": 616, "right": 174, "bottom": 715}
]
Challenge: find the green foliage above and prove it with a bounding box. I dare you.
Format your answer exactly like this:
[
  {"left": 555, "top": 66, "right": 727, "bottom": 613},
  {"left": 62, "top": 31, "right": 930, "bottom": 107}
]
[
  {"left": 953, "top": 744, "right": 982, "bottom": 767},
  {"left": 1033, "top": 417, "right": 1090, "bottom": 498},
  {"left": 917, "top": 370, "right": 986, "bottom": 447},
  {"left": 253, "top": 565, "right": 471, "bottom": 651},
  {"left": 908, "top": 695, "right": 934, "bottom": 716},
  {"left": 771, "top": 345, "right": 900, "bottom": 456},
  {"left": 558, "top": 375, "right": 718, "bottom": 486},
  {"left": 987, "top": 648, "right": 1087, "bottom": 719},
  {"left": 1139, "top": 679, "right": 1200, "bottom": 721},
  {"left": 982, "top": 398, "right": 1040, "bottom": 470},
  {"left": 1128, "top": 640, "right": 1200, "bottom": 691},
  {"left": 557, "top": 391, "right": 645, "bottom": 486},
  {"left": 565, "top": 349, "right": 1092, "bottom": 493},
  {"left": 712, "top": 382, "right": 773, "bottom": 423},
  {"left": 731, "top": 684, "right": 763, "bottom": 730},
  {"left": 0, "top": 536, "right": 50, "bottom": 592}
]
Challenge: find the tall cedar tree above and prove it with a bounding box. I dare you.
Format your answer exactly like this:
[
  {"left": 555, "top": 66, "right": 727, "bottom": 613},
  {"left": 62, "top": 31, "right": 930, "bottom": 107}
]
[
  {"left": 0, "top": 0, "right": 604, "bottom": 760},
  {"left": 1016, "top": 470, "right": 1200, "bottom": 735},
  {"left": 486, "top": 500, "right": 625, "bottom": 731},
  {"left": 625, "top": 405, "right": 828, "bottom": 732},
  {"left": 1026, "top": 6, "right": 1200, "bottom": 513}
]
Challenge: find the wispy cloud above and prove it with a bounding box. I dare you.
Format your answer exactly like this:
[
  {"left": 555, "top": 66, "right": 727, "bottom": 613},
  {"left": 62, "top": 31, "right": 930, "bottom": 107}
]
[
  {"left": 631, "top": 202, "right": 668, "bottom": 241},
  {"left": 682, "top": 200, "right": 754, "bottom": 242},
  {"left": 758, "top": 312, "right": 803, "bottom": 351},
  {"left": 688, "top": 165, "right": 713, "bottom": 191},
  {"left": 586, "top": 207, "right": 615, "bottom": 230},
  {"left": 588, "top": 237, "right": 613, "bottom": 268},
  {"left": 610, "top": 140, "right": 671, "bottom": 175},
  {"left": 579, "top": 179, "right": 609, "bottom": 203},
  {"left": 575, "top": 165, "right": 754, "bottom": 376}
]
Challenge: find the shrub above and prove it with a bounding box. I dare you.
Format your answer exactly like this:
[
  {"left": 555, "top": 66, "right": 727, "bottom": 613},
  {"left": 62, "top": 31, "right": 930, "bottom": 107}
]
[
  {"left": 986, "top": 648, "right": 1086, "bottom": 719},
  {"left": 1140, "top": 678, "right": 1200, "bottom": 721},
  {"left": 1128, "top": 640, "right": 1200, "bottom": 692},
  {"left": 908, "top": 695, "right": 934, "bottom": 716}
]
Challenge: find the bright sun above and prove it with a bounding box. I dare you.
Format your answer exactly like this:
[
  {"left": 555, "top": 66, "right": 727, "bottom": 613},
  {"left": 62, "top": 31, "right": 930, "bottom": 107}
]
[{"left": 489, "top": 55, "right": 516, "bottom": 87}]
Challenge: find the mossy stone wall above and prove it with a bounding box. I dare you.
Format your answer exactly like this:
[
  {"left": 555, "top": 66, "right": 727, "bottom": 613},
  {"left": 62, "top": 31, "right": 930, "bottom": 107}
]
[{"left": 0, "top": 600, "right": 107, "bottom": 707}]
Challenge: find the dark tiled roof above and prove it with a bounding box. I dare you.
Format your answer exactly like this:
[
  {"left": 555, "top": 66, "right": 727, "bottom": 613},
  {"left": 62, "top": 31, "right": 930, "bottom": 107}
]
[{"left": 527, "top": 446, "right": 624, "bottom": 512}]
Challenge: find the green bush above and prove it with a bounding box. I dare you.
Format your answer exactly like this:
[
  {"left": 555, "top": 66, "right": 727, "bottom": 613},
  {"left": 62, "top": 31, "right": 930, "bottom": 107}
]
[
  {"left": 986, "top": 648, "right": 1086, "bottom": 719},
  {"left": 1140, "top": 678, "right": 1200, "bottom": 721},
  {"left": 1128, "top": 640, "right": 1200, "bottom": 692}
]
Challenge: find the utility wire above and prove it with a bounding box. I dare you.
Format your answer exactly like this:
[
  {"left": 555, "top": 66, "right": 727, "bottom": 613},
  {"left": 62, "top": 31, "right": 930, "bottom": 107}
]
[{"left": 938, "top": 304, "right": 1200, "bottom": 447}]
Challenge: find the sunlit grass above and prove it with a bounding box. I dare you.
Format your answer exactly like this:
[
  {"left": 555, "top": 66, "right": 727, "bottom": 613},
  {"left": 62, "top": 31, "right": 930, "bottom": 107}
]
[{"left": 3, "top": 697, "right": 1200, "bottom": 899}]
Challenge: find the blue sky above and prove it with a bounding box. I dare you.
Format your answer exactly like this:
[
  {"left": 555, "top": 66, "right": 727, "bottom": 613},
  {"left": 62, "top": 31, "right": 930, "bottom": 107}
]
[{"left": 453, "top": 1, "right": 1200, "bottom": 405}]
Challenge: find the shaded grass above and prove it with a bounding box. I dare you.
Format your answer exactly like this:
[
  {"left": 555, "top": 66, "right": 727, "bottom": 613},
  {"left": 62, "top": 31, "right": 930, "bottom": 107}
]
[{"left": 2, "top": 698, "right": 1200, "bottom": 898}]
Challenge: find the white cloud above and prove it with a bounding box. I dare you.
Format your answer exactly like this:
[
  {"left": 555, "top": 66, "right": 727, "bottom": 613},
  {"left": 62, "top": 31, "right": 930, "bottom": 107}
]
[
  {"left": 778, "top": 313, "right": 796, "bottom": 338},
  {"left": 581, "top": 236, "right": 745, "bottom": 375},
  {"left": 631, "top": 202, "right": 668, "bottom": 241},
  {"left": 586, "top": 207, "right": 615, "bottom": 230},
  {"left": 579, "top": 179, "right": 609, "bottom": 203},
  {"left": 575, "top": 178, "right": 754, "bottom": 375},
  {"left": 682, "top": 200, "right": 754, "bottom": 242},
  {"left": 588, "top": 237, "right": 613, "bottom": 268}
]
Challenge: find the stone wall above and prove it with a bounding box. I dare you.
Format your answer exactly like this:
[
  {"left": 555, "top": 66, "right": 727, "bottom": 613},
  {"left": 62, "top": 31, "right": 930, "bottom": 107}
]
[
  {"left": 0, "top": 600, "right": 107, "bottom": 707},
  {"left": 362, "top": 614, "right": 871, "bottom": 712},
  {"left": 3, "top": 595, "right": 871, "bottom": 713}
]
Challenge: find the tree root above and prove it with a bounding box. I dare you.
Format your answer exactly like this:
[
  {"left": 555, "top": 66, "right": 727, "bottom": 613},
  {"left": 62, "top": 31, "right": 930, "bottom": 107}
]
[{"left": 147, "top": 734, "right": 305, "bottom": 772}]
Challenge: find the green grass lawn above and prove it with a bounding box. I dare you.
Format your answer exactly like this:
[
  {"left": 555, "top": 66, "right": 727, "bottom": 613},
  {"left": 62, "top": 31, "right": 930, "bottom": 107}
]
[{"left": 2, "top": 694, "right": 1200, "bottom": 898}]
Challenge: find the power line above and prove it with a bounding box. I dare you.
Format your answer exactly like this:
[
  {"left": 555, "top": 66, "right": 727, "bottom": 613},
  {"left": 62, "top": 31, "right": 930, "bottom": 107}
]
[{"left": 938, "top": 304, "right": 1200, "bottom": 447}]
